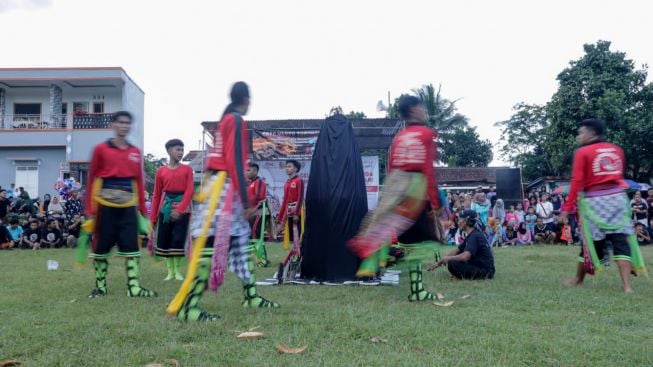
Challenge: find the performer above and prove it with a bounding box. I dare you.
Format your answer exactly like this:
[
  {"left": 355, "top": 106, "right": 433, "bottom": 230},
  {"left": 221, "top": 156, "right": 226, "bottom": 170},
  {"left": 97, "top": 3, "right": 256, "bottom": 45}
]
[
  {"left": 86, "top": 111, "right": 156, "bottom": 298},
  {"left": 277, "top": 160, "right": 304, "bottom": 251},
  {"left": 168, "top": 82, "right": 279, "bottom": 322},
  {"left": 150, "top": 139, "right": 194, "bottom": 281},
  {"left": 348, "top": 95, "right": 442, "bottom": 301},
  {"left": 560, "top": 118, "right": 646, "bottom": 293},
  {"left": 246, "top": 162, "right": 270, "bottom": 266}
]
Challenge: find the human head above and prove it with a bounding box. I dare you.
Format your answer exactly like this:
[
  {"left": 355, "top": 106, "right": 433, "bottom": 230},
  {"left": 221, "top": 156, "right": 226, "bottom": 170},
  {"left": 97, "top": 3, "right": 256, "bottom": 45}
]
[
  {"left": 516, "top": 202, "right": 523, "bottom": 210},
  {"left": 11, "top": 183, "right": 15, "bottom": 188},
  {"left": 111, "top": 111, "right": 133, "bottom": 138},
  {"left": 527, "top": 206, "right": 535, "bottom": 214},
  {"left": 285, "top": 160, "right": 300, "bottom": 176},
  {"left": 541, "top": 193, "right": 549, "bottom": 202},
  {"left": 51, "top": 196, "right": 59, "bottom": 204},
  {"left": 29, "top": 220, "right": 38, "bottom": 230},
  {"left": 490, "top": 186, "right": 496, "bottom": 192},
  {"left": 44, "top": 194, "right": 51, "bottom": 201},
  {"left": 19, "top": 187, "right": 24, "bottom": 192},
  {"left": 73, "top": 213, "right": 81, "bottom": 222},
  {"left": 577, "top": 118, "right": 605, "bottom": 145},
  {"left": 551, "top": 195, "right": 559, "bottom": 202},
  {"left": 397, "top": 95, "right": 427, "bottom": 123},
  {"left": 457, "top": 209, "right": 478, "bottom": 231},
  {"left": 495, "top": 199, "right": 504, "bottom": 208},
  {"left": 246, "top": 162, "right": 260, "bottom": 180},
  {"left": 536, "top": 217, "right": 543, "bottom": 225},
  {"left": 648, "top": 188, "right": 653, "bottom": 199},
  {"left": 9, "top": 218, "right": 19, "bottom": 227},
  {"left": 635, "top": 223, "right": 644, "bottom": 232},
  {"left": 47, "top": 219, "right": 57, "bottom": 228},
  {"left": 0, "top": 189, "right": 6, "bottom": 198},
  {"left": 518, "top": 222, "right": 527, "bottom": 232},
  {"left": 71, "top": 190, "right": 78, "bottom": 199},
  {"left": 223, "top": 81, "right": 250, "bottom": 116},
  {"left": 165, "top": 139, "right": 185, "bottom": 163},
  {"left": 475, "top": 186, "right": 483, "bottom": 193},
  {"left": 509, "top": 205, "right": 515, "bottom": 212},
  {"left": 634, "top": 191, "right": 642, "bottom": 201}
]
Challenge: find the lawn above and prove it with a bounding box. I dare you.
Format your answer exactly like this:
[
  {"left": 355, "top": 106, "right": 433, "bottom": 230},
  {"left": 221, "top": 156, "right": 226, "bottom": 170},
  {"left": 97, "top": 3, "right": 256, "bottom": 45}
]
[{"left": 1, "top": 244, "right": 652, "bottom": 367}]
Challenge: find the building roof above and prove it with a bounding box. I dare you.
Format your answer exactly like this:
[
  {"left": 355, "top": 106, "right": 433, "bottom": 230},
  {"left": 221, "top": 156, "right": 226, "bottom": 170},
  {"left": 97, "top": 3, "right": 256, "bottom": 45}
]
[
  {"left": 0, "top": 67, "right": 144, "bottom": 94},
  {"left": 438, "top": 167, "right": 502, "bottom": 184}
]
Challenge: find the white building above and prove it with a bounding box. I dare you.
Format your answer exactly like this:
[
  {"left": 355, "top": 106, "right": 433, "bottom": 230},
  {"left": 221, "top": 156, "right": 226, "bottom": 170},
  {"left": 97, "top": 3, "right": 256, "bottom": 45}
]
[{"left": 0, "top": 67, "right": 144, "bottom": 197}]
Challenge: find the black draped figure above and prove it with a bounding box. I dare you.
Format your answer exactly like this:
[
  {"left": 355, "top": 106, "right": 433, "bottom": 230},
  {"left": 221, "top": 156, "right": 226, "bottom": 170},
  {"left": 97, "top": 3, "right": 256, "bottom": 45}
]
[{"left": 300, "top": 114, "right": 368, "bottom": 282}]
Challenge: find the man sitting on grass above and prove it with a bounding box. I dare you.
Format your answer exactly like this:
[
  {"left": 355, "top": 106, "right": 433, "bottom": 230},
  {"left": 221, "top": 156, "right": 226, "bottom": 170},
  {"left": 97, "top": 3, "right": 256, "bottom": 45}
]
[
  {"left": 429, "top": 210, "right": 495, "bottom": 280},
  {"left": 22, "top": 220, "right": 42, "bottom": 250},
  {"left": 42, "top": 219, "right": 63, "bottom": 248},
  {"left": 533, "top": 217, "right": 555, "bottom": 244}
]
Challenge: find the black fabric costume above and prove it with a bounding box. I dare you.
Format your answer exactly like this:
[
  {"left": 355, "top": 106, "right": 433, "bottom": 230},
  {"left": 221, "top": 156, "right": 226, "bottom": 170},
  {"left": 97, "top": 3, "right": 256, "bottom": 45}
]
[{"left": 300, "top": 114, "right": 367, "bottom": 282}]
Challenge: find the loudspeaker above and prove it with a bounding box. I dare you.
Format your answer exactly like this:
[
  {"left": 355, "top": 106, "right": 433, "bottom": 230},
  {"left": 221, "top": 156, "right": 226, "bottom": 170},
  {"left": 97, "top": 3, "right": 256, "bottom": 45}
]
[{"left": 495, "top": 168, "right": 522, "bottom": 208}]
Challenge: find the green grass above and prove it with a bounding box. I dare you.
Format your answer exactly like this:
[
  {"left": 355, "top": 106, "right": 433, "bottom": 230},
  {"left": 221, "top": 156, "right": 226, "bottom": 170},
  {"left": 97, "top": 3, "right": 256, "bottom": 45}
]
[{"left": 1, "top": 244, "right": 652, "bottom": 367}]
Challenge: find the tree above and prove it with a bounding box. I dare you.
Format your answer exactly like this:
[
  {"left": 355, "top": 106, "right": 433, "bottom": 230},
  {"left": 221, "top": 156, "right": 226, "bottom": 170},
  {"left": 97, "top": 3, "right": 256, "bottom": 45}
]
[
  {"left": 144, "top": 153, "right": 167, "bottom": 181},
  {"left": 440, "top": 126, "right": 493, "bottom": 167},
  {"left": 545, "top": 40, "right": 653, "bottom": 180},
  {"left": 345, "top": 111, "right": 367, "bottom": 119}
]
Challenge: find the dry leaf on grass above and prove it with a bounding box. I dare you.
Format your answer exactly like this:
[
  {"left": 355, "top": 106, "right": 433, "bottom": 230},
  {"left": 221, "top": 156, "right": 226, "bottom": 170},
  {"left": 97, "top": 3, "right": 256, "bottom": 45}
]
[
  {"left": 144, "top": 364, "right": 164, "bottom": 367},
  {"left": 165, "top": 359, "right": 180, "bottom": 367},
  {"left": 460, "top": 294, "right": 471, "bottom": 299},
  {"left": 588, "top": 311, "right": 596, "bottom": 315},
  {"left": 144, "top": 359, "right": 180, "bottom": 367},
  {"left": 276, "top": 343, "right": 307, "bottom": 354},
  {"left": 433, "top": 301, "right": 454, "bottom": 307},
  {"left": 436, "top": 293, "right": 445, "bottom": 300},
  {"left": 369, "top": 336, "right": 388, "bottom": 343},
  {"left": 0, "top": 360, "right": 22, "bottom": 367},
  {"left": 237, "top": 331, "right": 264, "bottom": 339}
]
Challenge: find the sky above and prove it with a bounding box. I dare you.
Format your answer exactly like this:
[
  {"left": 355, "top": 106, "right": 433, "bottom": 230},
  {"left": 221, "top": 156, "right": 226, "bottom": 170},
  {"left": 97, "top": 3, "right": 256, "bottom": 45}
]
[{"left": 1, "top": 0, "right": 652, "bottom": 164}]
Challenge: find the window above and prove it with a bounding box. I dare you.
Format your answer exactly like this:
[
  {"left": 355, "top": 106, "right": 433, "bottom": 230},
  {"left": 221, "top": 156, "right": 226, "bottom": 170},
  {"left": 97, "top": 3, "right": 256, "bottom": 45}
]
[
  {"left": 14, "top": 103, "right": 41, "bottom": 115},
  {"left": 61, "top": 102, "right": 68, "bottom": 114},
  {"left": 15, "top": 165, "right": 39, "bottom": 198},
  {"left": 73, "top": 102, "right": 88, "bottom": 115},
  {"left": 93, "top": 102, "right": 104, "bottom": 113}
]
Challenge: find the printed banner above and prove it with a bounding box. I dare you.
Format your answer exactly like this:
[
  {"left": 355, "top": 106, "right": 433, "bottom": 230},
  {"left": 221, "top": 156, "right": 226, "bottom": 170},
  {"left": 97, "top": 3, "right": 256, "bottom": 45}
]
[
  {"left": 251, "top": 130, "right": 319, "bottom": 161},
  {"left": 253, "top": 156, "right": 379, "bottom": 215}
]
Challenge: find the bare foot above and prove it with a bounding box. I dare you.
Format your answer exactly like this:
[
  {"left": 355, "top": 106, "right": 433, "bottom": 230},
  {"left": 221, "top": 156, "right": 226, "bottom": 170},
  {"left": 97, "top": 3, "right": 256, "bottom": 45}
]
[
  {"left": 624, "top": 287, "right": 634, "bottom": 294},
  {"left": 561, "top": 278, "right": 582, "bottom": 287}
]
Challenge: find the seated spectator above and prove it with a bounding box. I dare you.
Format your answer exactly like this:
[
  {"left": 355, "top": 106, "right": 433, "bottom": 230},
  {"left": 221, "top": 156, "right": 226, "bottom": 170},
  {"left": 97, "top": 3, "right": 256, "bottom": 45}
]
[
  {"left": 471, "top": 192, "right": 491, "bottom": 227},
  {"left": 47, "top": 196, "right": 65, "bottom": 218},
  {"left": 635, "top": 223, "right": 650, "bottom": 246},
  {"left": 516, "top": 222, "right": 532, "bottom": 246},
  {"left": 558, "top": 217, "right": 573, "bottom": 245},
  {"left": 39, "top": 194, "right": 51, "bottom": 214},
  {"left": 67, "top": 214, "right": 83, "bottom": 248},
  {"left": 631, "top": 191, "right": 648, "bottom": 226},
  {"left": 7, "top": 217, "right": 24, "bottom": 242},
  {"left": 65, "top": 189, "right": 83, "bottom": 221},
  {"left": 504, "top": 221, "right": 518, "bottom": 246},
  {"left": 488, "top": 218, "right": 506, "bottom": 247},
  {"left": 42, "top": 219, "right": 63, "bottom": 248},
  {"left": 534, "top": 217, "right": 555, "bottom": 244},
  {"left": 0, "top": 219, "right": 15, "bottom": 249},
  {"left": 0, "top": 189, "right": 10, "bottom": 221},
  {"left": 22, "top": 220, "right": 42, "bottom": 250},
  {"left": 505, "top": 205, "right": 518, "bottom": 225},
  {"left": 515, "top": 203, "right": 525, "bottom": 224},
  {"left": 429, "top": 210, "right": 495, "bottom": 280}
]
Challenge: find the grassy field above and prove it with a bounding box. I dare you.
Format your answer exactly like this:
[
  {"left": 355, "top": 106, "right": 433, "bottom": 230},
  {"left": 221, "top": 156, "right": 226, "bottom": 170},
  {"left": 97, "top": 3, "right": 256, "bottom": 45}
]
[{"left": 1, "top": 244, "right": 652, "bottom": 367}]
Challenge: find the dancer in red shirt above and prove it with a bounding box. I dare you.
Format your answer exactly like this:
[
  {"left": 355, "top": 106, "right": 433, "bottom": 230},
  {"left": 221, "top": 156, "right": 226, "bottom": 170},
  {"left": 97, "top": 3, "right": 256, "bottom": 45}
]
[
  {"left": 168, "top": 82, "right": 278, "bottom": 322},
  {"left": 86, "top": 111, "right": 156, "bottom": 299},
  {"left": 348, "top": 95, "right": 442, "bottom": 301},
  {"left": 561, "top": 118, "right": 645, "bottom": 293},
  {"left": 150, "top": 139, "right": 194, "bottom": 281},
  {"left": 277, "top": 160, "right": 304, "bottom": 251},
  {"left": 246, "top": 162, "right": 272, "bottom": 266}
]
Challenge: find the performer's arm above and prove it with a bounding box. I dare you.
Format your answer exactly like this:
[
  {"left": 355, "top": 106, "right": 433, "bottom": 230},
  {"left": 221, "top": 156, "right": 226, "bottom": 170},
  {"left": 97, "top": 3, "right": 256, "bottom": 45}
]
[
  {"left": 85, "top": 145, "right": 101, "bottom": 216},
  {"left": 562, "top": 149, "right": 585, "bottom": 213},
  {"left": 149, "top": 168, "right": 162, "bottom": 223},
  {"left": 294, "top": 179, "right": 304, "bottom": 216},
  {"left": 257, "top": 180, "right": 267, "bottom": 208},
  {"left": 232, "top": 114, "right": 249, "bottom": 209},
  {"left": 176, "top": 166, "right": 195, "bottom": 214},
  {"left": 424, "top": 130, "right": 440, "bottom": 210},
  {"left": 136, "top": 154, "right": 148, "bottom": 215},
  {"left": 278, "top": 183, "right": 288, "bottom": 222}
]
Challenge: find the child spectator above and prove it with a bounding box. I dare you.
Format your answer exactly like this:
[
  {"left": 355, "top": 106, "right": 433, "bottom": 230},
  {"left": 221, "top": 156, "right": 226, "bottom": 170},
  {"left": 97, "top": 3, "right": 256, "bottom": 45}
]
[
  {"left": 489, "top": 218, "right": 506, "bottom": 247},
  {"left": 534, "top": 217, "right": 555, "bottom": 244},
  {"left": 504, "top": 221, "right": 518, "bottom": 246},
  {"left": 7, "top": 217, "right": 24, "bottom": 243},
  {"left": 42, "top": 219, "right": 63, "bottom": 248},
  {"left": 559, "top": 217, "right": 573, "bottom": 245},
  {"left": 635, "top": 223, "right": 650, "bottom": 245},
  {"left": 515, "top": 202, "right": 525, "bottom": 224},
  {"left": 631, "top": 191, "right": 648, "bottom": 226},
  {"left": 23, "top": 220, "right": 42, "bottom": 250},
  {"left": 524, "top": 207, "right": 537, "bottom": 235},
  {"left": 505, "top": 205, "right": 518, "bottom": 225},
  {"left": 0, "top": 219, "right": 15, "bottom": 249},
  {"left": 493, "top": 199, "right": 506, "bottom": 226},
  {"left": 516, "top": 222, "right": 532, "bottom": 246}
]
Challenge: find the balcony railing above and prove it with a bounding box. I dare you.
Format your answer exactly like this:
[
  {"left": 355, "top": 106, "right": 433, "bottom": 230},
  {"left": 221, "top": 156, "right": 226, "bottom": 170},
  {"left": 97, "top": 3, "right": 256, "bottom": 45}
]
[{"left": 0, "top": 113, "right": 113, "bottom": 130}]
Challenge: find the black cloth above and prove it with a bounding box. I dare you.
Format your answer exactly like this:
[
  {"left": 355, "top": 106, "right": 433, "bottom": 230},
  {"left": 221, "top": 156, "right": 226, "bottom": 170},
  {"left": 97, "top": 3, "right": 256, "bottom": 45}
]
[
  {"left": 398, "top": 204, "right": 436, "bottom": 244},
  {"left": 300, "top": 114, "right": 367, "bottom": 282},
  {"left": 0, "top": 198, "right": 10, "bottom": 218},
  {"left": 24, "top": 228, "right": 42, "bottom": 243},
  {"left": 155, "top": 213, "right": 189, "bottom": 257},
  {"left": 457, "top": 229, "right": 495, "bottom": 272},
  {"left": 448, "top": 260, "right": 494, "bottom": 280},
  {"left": 631, "top": 200, "right": 648, "bottom": 221},
  {"left": 43, "top": 228, "right": 63, "bottom": 248},
  {"left": 92, "top": 205, "right": 139, "bottom": 256},
  {"left": 0, "top": 225, "right": 12, "bottom": 243},
  {"left": 579, "top": 234, "right": 631, "bottom": 259},
  {"left": 534, "top": 224, "right": 550, "bottom": 236}
]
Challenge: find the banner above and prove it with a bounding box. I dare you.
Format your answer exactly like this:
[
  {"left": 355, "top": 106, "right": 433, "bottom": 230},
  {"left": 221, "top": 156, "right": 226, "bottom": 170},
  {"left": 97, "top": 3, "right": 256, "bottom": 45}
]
[
  {"left": 254, "top": 156, "right": 379, "bottom": 215},
  {"left": 251, "top": 130, "right": 319, "bottom": 161}
]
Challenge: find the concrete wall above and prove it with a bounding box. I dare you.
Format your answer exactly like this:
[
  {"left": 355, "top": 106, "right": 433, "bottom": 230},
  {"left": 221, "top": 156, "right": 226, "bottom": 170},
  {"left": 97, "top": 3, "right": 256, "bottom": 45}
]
[
  {"left": 0, "top": 146, "right": 66, "bottom": 198},
  {"left": 121, "top": 79, "right": 145, "bottom": 150},
  {"left": 70, "top": 130, "right": 114, "bottom": 161}
]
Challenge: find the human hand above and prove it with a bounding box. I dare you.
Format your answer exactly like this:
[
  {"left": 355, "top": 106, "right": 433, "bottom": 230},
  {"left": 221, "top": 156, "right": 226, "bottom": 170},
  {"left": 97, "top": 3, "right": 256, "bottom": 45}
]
[{"left": 169, "top": 210, "right": 181, "bottom": 222}]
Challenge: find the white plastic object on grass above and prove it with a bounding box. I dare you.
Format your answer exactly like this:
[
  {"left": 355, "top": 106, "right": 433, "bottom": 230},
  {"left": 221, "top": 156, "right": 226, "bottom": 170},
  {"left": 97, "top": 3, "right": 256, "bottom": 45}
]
[{"left": 47, "top": 260, "right": 59, "bottom": 270}]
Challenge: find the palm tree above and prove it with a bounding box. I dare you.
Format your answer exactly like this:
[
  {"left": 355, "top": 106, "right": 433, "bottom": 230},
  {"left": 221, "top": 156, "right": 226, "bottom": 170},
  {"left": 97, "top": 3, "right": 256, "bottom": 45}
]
[{"left": 412, "top": 83, "right": 468, "bottom": 134}]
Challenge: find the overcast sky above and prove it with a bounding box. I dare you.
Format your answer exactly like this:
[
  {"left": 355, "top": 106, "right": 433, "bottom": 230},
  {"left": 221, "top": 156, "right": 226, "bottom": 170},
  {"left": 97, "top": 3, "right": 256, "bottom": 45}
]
[{"left": 1, "top": 0, "right": 651, "bottom": 164}]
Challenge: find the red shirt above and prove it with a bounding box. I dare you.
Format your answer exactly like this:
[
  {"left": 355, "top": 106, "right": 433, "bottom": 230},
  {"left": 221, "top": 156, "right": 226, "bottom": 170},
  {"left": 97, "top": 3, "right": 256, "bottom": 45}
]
[
  {"left": 149, "top": 164, "right": 195, "bottom": 223},
  {"left": 278, "top": 175, "right": 304, "bottom": 221},
  {"left": 247, "top": 176, "right": 267, "bottom": 208},
  {"left": 205, "top": 112, "right": 250, "bottom": 208},
  {"left": 562, "top": 141, "right": 627, "bottom": 212},
  {"left": 86, "top": 140, "right": 147, "bottom": 215},
  {"left": 387, "top": 124, "right": 440, "bottom": 209}
]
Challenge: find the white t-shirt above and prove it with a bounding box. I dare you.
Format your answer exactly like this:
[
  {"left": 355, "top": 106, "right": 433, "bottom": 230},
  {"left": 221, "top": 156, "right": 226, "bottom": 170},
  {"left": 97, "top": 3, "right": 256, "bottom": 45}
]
[{"left": 536, "top": 201, "right": 554, "bottom": 224}]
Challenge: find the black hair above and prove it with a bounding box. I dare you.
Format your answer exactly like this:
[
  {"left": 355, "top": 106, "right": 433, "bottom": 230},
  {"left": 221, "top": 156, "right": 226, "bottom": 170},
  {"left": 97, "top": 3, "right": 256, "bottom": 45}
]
[
  {"left": 286, "top": 160, "right": 301, "bottom": 172},
  {"left": 165, "top": 139, "right": 184, "bottom": 150},
  {"left": 397, "top": 95, "right": 423, "bottom": 120},
  {"left": 248, "top": 162, "right": 259, "bottom": 171},
  {"left": 112, "top": 110, "right": 133, "bottom": 123},
  {"left": 222, "top": 81, "right": 250, "bottom": 117},
  {"left": 9, "top": 218, "right": 19, "bottom": 225},
  {"left": 579, "top": 118, "right": 605, "bottom": 137},
  {"left": 47, "top": 218, "right": 56, "bottom": 225},
  {"left": 0, "top": 189, "right": 5, "bottom": 194}
]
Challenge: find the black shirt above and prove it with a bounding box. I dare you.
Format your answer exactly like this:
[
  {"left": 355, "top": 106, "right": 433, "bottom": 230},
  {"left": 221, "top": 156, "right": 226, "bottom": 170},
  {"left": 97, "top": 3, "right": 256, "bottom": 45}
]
[
  {"left": 24, "top": 228, "right": 42, "bottom": 243},
  {"left": 68, "top": 222, "right": 81, "bottom": 237},
  {"left": 458, "top": 229, "right": 495, "bottom": 271},
  {"left": 0, "top": 198, "right": 10, "bottom": 217},
  {"left": 534, "top": 224, "right": 549, "bottom": 235},
  {"left": 0, "top": 225, "right": 12, "bottom": 243},
  {"left": 44, "top": 228, "right": 62, "bottom": 243},
  {"left": 631, "top": 200, "right": 648, "bottom": 220}
]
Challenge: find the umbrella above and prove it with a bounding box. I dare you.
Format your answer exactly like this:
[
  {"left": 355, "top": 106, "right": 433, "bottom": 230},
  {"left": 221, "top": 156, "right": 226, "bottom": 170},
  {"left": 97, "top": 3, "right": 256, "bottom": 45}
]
[
  {"left": 624, "top": 179, "right": 641, "bottom": 190},
  {"left": 552, "top": 185, "right": 569, "bottom": 195},
  {"left": 638, "top": 183, "right": 651, "bottom": 191}
]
